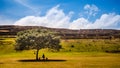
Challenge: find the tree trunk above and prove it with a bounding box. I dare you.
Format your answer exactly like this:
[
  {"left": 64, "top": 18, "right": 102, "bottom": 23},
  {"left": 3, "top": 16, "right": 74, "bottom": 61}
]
[{"left": 36, "top": 49, "right": 39, "bottom": 60}]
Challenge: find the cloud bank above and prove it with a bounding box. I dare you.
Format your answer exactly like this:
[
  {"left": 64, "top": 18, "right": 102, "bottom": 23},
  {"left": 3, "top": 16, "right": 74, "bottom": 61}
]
[{"left": 14, "top": 5, "right": 120, "bottom": 29}]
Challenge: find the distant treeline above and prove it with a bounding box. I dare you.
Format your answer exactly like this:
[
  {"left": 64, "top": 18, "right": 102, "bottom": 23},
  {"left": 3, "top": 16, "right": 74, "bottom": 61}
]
[{"left": 0, "top": 25, "right": 120, "bottom": 39}]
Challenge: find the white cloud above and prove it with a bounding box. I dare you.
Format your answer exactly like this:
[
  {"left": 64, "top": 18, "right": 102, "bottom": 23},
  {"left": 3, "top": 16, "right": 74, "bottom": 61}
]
[
  {"left": 89, "top": 13, "right": 120, "bottom": 29},
  {"left": 69, "top": 18, "right": 91, "bottom": 29},
  {"left": 84, "top": 4, "right": 99, "bottom": 17},
  {"left": 14, "top": 5, "right": 71, "bottom": 28},
  {"left": 14, "top": 5, "right": 120, "bottom": 30},
  {"left": 84, "top": 4, "right": 98, "bottom": 11}
]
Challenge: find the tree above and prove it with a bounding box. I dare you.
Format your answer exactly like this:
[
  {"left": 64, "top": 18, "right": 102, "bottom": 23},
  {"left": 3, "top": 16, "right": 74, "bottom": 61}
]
[{"left": 15, "top": 29, "right": 61, "bottom": 60}]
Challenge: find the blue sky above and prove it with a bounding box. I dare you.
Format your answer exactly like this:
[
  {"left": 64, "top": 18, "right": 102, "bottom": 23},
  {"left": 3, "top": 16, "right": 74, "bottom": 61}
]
[{"left": 0, "top": 0, "right": 120, "bottom": 29}]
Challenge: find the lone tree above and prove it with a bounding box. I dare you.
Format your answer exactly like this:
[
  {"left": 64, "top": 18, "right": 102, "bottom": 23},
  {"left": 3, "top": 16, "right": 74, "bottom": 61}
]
[{"left": 15, "top": 29, "right": 61, "bottom": 60}]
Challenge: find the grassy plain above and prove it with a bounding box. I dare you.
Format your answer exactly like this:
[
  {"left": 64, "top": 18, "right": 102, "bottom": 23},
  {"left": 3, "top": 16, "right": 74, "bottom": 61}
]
[
  {"left": 0, "top": 51, "right": 120, "bottom": 68},
  {"left": 0, "top": 37, "right": 120, "bottom": 68}
]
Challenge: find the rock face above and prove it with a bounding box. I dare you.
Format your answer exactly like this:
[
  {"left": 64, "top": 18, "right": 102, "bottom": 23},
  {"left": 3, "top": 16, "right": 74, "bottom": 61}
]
[{"left": 0, "top": 25, "right": 120, "bottom": 39}]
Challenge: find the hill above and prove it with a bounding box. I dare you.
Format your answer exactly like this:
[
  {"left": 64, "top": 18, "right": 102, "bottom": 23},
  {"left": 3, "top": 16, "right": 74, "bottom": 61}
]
[{"left": 0, "top": 25, "right": 120, "bottom": 39}]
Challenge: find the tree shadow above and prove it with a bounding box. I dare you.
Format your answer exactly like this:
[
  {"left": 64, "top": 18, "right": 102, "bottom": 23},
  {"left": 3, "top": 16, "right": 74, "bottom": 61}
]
[
  {"left": 18, "top": 59, "right": 67, "bottom": 62},
  {"left": 0, "top": 62, "right": 4, "bottom": 64}
]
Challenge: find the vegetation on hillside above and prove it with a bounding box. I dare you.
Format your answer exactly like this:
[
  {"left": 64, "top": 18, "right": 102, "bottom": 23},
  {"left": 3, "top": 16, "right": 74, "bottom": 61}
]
[
  {"left": 0, "top": 37, "right": 120, "bottom": 54},
  {"left": 0, "top": 25, "right": 120, "bottom": 39},
  {"left": 61, "top": 39, "right": 120, "bottom": 52},
  {"left": 0, "top": 37, "right": 15, "bottom": 54}
]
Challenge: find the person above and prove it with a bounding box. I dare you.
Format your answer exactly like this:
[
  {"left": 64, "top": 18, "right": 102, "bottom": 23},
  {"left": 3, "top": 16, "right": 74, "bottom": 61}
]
[
  {"left": 42, "top": 53, "right": 45, "bottom": 60},
  {"left": 46, "top": 57, "right": 48, "bottom": 60},
  {"left": 38, "top": 57, "right": 40, "bottom": 60}
]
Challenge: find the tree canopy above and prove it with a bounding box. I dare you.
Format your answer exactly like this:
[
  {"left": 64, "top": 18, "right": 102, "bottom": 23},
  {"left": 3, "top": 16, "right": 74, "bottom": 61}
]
[{"left": 15, "top": 29, "right": 61, "bottom": 60}]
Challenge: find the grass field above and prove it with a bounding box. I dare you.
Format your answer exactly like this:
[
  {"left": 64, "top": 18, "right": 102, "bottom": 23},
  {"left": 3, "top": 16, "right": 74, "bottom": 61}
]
[
  {"left": 0, "top": 37, "right": 120, "bottom": 68},
  {"left": 0, "top": 51, "right": 120, "bottom": 68}
]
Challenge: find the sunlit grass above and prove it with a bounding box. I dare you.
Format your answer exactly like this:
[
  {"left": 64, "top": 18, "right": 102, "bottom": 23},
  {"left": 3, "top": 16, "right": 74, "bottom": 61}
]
[
  {"left": 0, "top": 50, "right": 120, "bottom": 68},
  {"left": 0, "top": 37, "right": 120, "bottom": 68},
  {"left": 61, "top": 39, "right": 120, "bottom": 52}
]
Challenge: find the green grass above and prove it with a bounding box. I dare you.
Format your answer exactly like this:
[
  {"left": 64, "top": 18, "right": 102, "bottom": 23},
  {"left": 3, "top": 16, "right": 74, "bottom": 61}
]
[
  {"left": 0, "top": 51, "right": 120, "bottom": 68},
  {"left": 0, "top": 37, "right": 120, "bottom": 68},
  {"left": 0, "top": 37, "right": 15, "bottom": 55},
  {"left": 60, "top": 39, "right": 120, "bottom": 52}
]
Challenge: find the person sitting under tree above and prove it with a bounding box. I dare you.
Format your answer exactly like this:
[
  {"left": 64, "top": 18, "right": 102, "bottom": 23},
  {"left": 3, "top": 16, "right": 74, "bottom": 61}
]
[{"left": 42, "top": 53, "right": 45, "bottom": 60}]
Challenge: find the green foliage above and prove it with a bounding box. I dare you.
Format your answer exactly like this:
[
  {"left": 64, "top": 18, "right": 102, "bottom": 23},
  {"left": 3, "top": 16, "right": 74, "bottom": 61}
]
[{"left": 15, "top": 29, "right": 61, "bottom": 51}]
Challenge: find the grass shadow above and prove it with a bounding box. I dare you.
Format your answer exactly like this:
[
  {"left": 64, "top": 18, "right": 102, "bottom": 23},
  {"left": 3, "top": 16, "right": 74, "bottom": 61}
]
[{"left": 18, "top": 59, "right": 67, "bottom": 62}]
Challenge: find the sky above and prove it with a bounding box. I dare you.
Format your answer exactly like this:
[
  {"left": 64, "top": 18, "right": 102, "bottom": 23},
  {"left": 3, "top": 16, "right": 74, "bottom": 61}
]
[{"left": 0, "top": 0, "right": 120, "bottom": 29}]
